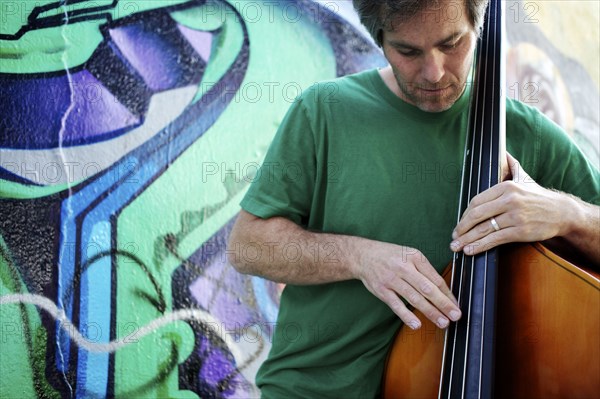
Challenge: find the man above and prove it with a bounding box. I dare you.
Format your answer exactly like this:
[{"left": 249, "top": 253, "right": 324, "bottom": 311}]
[{"left": 228, "top": 0, "right": 600, "bottom": 397}]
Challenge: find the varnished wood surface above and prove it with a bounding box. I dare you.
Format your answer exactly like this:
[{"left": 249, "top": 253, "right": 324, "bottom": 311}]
[{"left": 382, "top": 243, "right": 600, "bottom": 398}]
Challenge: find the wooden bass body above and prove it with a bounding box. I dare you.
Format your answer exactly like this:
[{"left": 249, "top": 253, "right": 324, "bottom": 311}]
[{"left": 382, "top": 243, "right": 600, "bottom": 398}]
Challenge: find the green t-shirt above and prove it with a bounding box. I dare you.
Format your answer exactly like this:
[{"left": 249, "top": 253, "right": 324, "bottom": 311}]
[{"left": 240, "top": 68, "right": 600, "bottom": 398}]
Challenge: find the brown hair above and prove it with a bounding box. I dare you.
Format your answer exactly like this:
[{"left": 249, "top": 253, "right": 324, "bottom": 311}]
[{"left": 352, "top": 0, "right": 490, "bottom": 46}]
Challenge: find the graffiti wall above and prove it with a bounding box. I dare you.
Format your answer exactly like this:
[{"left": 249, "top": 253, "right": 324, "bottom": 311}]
[
  {"left": 0, "top": 1, "right": 597, "bottom": 398},
  {"left": 505, "top": 1, "right": 599, "bottom": 166},
  {"left": 0, "top": 1, "right": 386, "bottom": 397}
]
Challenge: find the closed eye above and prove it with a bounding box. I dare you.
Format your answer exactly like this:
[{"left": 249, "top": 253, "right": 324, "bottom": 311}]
[
  {"left": 440, "top": 37, "right": 463, "bottom": 52},
  {"left": 398, "top": 49, "right": 419, "bottom": 57}
]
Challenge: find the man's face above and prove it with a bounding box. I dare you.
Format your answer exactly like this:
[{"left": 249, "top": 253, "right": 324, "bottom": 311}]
[{"left": 381, "top": 0, "right": 478, "bottom": 112}]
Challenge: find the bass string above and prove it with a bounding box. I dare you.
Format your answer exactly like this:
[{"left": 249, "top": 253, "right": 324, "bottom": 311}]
[
  {"left": 446, "top": 0, "right": 502, "bottom": 396},
  {"left": 469, "top": 1, "right": 502, "bottom": 395}
]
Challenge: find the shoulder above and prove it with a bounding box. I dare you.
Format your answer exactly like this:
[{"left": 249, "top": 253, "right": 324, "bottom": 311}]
[
  {"left": 505, "top": 98, "right": 574, "bottom": 158},
  {"left": 506, "top": 99, "right": 599, "bottom": 200},
  {"left": 506, "top": 98, "right": 572, "bottom": 141},
  {"left": 506, "top": 98, "right": 546, "bottom": 134},
  {"left": 296, "top": 69, "right": 380, "bottom": 113},
  {"left": 506, "top": 98, "right": 569, "bottom": 180},
  {"left": 304, "top": 68, "right": 377, "bottom": 96}
]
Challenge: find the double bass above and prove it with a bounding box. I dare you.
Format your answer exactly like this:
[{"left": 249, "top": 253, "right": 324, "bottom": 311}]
[{"left": 382, "top": 1, "right": 600, "bottom": 397}]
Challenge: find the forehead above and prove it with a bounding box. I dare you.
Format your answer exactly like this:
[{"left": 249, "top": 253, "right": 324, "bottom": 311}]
[{"left": 383, "top": 0, "right": 474, "bottom": 41}]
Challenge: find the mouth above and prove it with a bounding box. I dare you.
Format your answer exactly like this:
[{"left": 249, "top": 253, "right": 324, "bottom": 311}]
[
  {"left": 419, "top": 86, "right": 450, "bottom": 93},
  {"left": 415, "top": 86, "right": 454, "bottom": 100}
]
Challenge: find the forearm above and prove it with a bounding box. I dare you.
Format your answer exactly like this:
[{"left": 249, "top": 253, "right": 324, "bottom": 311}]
[
  {"left": 548, "top": 194, "right": 600, "bottom": 268},
  {"left": 451, "top": 160, "right": 600, "bottom": 270},
  {"left": 227, "top": 210, "right": 366, "bottom": 284},
  {"left": 229, "top": 210, "right": 462, "bottom": 329}
]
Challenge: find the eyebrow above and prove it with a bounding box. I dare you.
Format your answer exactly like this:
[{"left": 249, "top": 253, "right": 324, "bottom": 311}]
[{"left": 387, "top": 30, "right": 467, "bottom": 50}]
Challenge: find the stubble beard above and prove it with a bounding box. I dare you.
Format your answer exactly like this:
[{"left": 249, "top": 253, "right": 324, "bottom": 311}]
[{"left": 393, "top": 72, "right": 468, "bottom": 113}]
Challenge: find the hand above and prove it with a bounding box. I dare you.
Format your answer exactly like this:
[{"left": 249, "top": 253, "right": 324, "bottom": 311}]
[
  {"left": 352, "top": 240, "right": 461, "bottom": 330},
  {"left": 450, "top": 152, "right": 569, "bottom": 255}
]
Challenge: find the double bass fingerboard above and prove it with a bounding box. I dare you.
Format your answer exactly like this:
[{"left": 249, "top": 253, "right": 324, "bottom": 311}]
[{"left": 439, "top": 1, "right": 505, "bottom": 398}]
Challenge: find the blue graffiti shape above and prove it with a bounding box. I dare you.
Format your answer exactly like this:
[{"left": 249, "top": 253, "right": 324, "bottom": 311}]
[
  {"left": 46, "top": 3, "right": 248, "bottom": 398},
  {"left": 1, "top": 9, "right": 207, "bottom": 154}
]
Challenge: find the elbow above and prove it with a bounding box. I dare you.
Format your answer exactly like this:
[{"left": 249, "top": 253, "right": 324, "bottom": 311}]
[
  {"left": 227, "top": 223, "right": 256, "bottom": 275},
  {"left": 227, "top": 210, "right": 270, "bottom": 276},
  {"left": 226, "top": 239, "right": 250, "bottom": 275}
]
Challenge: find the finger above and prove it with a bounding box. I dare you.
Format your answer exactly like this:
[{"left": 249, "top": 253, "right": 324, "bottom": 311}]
[
  {"left": 506, "top": 152, "right": 518, "bottom": 173},
  {"left": 501, "top": 151, "right": 510, "bottom": 181},
  {"left": 460, "top": 227, "right": 518, "bottom": 256},
  {"left": 394, "top": 282, "right": 454, "bottom": 329},
  {"left": 413, "top": 261, "right": 459, "bottom": 307},
  {"left": 404, "top": 251, "right": 460, "bottom": 308},
  {"left": 380, "top": 289, "right": 422, "bottom": 330},
  {"left": 451, "top": 215, "right": 508, "bottom": 253},
  {"left": 403, "top": 272, "right": 461, "bottom": 323},
  {"left": 506, "top": 152, "right": 530, "bottom": 184},
  {"left": 462, "top": 183, "right": 505, "bottom": 211},
  {"left": 454, "top": 196, "right": 508, "bottom": 239}
]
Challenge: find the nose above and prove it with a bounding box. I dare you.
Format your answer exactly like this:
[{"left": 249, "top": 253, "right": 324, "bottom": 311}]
[{"left": 422, "top": 51, "right": 445, "bottom": 84}]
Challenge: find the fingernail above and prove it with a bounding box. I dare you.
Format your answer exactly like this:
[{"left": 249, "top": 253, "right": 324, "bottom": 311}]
[
  {"left": 409, "top": 321, "right": 421, "bottom": 330},
  {"left": 437, "top": 317, "right": 449, "bottom": 328},
  {"left": 449, "top": 310, "right": 461, "bottom": 321},
  {"left": 450, "top": 241, "right": 460, "bottom": 251}
]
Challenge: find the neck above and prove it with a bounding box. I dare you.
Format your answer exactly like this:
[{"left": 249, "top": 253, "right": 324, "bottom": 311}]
[{"left": 378, "top": 66, "right": 402, "bottom": 97}]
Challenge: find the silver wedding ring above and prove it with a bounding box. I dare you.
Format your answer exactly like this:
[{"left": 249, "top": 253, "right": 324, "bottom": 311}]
[{"left": 490, "top": 217, "right": 500, "bottom": 232}]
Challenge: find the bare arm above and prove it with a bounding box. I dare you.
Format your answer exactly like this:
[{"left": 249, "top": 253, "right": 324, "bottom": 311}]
[
  {"left": 542, "top": 195, "right": 600, "bottom": 267},
  {"left": 228, "top": 210, "right": 462, "bottom": 329},
  {"left": 228, "top": 210, "right": 359, "bottom": 284},
  {"left": 451, "top": 153, "right": 600, "bottom": 268}
]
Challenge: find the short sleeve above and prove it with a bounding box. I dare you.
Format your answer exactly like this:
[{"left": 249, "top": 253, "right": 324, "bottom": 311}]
[
  {"left": 240, "top": 96, "right": 317, "bottom": 225},
  {"left": 536, "top": 116, "right": 599, "bottom": 205},
  {"left": 507, "top": 100, "right": 600, "bottom": 205}
]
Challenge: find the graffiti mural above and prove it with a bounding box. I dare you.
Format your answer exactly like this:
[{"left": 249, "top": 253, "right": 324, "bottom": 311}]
[
  {"left": 0, "top": 1, "right": 597, "bottom": 398},
  {"left": 0, "top": 0, "right": 385, "bottom": 397},
  {"left": 505, "top": 1, "right": 599, "bottom": 166}
]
